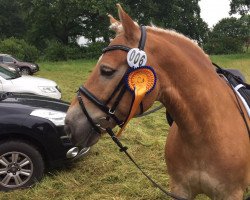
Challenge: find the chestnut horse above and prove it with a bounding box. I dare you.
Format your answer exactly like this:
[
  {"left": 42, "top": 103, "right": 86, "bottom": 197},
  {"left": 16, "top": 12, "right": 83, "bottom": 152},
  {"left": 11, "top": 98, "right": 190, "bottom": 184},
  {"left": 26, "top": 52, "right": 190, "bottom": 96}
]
[{"left": 65, "top": 4, "right": 250, "bottom": 199}]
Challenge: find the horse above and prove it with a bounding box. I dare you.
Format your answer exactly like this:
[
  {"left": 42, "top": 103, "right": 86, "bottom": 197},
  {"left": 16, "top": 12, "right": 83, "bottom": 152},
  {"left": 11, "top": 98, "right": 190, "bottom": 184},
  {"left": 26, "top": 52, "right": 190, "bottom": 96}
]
[{"left": 65, "top": 4, "right": 250, "bottom": 199}]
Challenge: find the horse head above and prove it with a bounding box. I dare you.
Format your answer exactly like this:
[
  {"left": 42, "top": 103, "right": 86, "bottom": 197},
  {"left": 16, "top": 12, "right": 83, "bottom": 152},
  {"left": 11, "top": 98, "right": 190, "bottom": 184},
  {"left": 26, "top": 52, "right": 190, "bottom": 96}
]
[{"left": 65, "top": 4, "right": 159, "bottom": 147}]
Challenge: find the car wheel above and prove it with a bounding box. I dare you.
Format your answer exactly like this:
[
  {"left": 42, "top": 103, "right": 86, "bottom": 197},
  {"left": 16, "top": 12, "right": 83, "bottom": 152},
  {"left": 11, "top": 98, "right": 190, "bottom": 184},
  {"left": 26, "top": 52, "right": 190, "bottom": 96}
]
[
  {"left": 21, "top": 67, "right": 31, "bottom": 75},
  {"left": 0, "top": 140, "right": 44, "bottom": 191}
]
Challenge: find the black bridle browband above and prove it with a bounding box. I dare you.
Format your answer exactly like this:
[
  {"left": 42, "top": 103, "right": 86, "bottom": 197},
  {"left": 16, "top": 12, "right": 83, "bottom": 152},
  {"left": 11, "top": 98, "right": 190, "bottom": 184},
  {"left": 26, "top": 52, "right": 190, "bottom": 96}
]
[
  {"left": 77, "top": 26, "right": 147, "bottom": 134},
  {"left": 102, "top": 45, "right": 131, "bottom": 53}
]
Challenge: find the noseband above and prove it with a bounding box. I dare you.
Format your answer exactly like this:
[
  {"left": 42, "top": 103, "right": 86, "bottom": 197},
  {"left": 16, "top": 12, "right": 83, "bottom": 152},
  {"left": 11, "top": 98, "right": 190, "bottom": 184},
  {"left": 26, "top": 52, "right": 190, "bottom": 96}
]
[{"left": 77, "top": 26, "right": 147, "bottom": 134}]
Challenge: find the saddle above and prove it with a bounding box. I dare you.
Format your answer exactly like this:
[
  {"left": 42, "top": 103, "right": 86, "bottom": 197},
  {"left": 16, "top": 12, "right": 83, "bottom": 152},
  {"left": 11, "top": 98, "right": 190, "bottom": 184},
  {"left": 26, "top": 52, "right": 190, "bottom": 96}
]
[
  {"left": 166, "top": 64, "right": 250, "bottom": 126},
  {"left": 215, "top": 64, "right": 250, "bottom": 114}
]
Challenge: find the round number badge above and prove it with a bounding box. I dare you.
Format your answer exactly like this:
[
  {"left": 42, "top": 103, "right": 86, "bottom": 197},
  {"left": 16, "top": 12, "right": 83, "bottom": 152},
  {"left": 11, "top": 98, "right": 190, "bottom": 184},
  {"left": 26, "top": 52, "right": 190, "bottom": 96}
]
[{"left": 127, "top": 48, "right": 147, "bottom": 68}]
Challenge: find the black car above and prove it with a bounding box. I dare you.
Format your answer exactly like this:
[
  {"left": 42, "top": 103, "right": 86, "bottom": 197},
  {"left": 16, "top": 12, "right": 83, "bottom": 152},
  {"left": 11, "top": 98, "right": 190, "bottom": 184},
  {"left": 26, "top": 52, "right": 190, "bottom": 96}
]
[{"left": 0, "top": 93, "right": 89, "bottom": 190}]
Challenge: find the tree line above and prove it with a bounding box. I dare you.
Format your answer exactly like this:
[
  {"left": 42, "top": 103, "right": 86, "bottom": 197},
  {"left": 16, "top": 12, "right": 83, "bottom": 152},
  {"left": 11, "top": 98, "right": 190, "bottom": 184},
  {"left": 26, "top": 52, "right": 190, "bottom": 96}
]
[{"left": 0, "top": 0, "right": 249, "bottom": 61}]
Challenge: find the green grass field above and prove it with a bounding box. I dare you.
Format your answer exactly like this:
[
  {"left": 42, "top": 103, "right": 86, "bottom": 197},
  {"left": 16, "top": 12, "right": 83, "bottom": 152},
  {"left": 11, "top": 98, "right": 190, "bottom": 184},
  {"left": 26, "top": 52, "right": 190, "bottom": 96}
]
[{"left": 0, "top": 53, "right": 249, "bottom": 200}]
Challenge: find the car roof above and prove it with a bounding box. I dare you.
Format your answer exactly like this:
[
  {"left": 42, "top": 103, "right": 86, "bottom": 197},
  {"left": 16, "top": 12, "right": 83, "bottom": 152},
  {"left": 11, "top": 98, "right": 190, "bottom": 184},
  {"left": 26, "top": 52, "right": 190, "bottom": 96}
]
[{"left": 0, "top": 54, "right": 12, "bottom": 57}]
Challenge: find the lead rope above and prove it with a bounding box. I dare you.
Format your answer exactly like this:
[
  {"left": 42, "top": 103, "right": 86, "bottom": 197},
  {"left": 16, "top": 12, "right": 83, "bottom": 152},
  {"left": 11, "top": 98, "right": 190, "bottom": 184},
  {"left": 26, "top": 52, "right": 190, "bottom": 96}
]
[{"left": 106, "top": 128, "right": 188, "bottom": 200}]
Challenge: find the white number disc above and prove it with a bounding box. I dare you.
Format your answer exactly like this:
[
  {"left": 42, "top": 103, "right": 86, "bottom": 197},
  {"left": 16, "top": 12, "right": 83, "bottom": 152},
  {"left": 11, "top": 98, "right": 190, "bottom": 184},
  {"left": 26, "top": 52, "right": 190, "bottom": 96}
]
[{"left": 127, "top": 48, "right": 147, "bottom": 68}]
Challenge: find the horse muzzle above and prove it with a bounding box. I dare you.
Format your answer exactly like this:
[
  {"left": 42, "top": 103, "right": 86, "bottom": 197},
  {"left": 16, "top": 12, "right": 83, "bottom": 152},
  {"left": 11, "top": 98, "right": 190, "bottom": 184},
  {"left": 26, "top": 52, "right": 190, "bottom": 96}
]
[{"left": 64, "top": 109, "right": 101, "bottom": 147}]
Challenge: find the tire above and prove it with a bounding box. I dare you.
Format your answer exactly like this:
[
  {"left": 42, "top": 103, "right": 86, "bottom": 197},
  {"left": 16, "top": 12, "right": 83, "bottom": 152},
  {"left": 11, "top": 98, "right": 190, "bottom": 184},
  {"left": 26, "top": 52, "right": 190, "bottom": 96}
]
[
  {"left": 20, "top": 67, "right": 31, "bottom": 75},
  {"left": 0, "top": 140, "right": 44, "bottom": 191}
]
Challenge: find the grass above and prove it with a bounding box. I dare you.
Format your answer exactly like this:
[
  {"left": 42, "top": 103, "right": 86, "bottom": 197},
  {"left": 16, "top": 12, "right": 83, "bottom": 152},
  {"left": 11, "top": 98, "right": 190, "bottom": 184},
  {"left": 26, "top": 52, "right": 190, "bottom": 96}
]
[{"left": 0, "top": 53, "right": 249, "bottom": 200}]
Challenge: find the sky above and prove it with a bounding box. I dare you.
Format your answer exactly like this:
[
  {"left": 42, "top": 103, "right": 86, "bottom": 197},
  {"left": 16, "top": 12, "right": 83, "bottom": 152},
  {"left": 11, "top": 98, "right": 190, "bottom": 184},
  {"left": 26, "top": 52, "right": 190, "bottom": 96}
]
[{"left": 199, "top": 0, "right": 239, "bottom": 28}]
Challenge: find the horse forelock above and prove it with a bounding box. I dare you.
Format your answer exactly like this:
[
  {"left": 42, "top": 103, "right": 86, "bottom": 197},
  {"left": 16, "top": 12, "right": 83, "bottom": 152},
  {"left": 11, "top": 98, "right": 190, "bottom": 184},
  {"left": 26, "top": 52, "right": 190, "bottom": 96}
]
[{"left": 109, "top": 22, "right": 123, "bottom": 32}]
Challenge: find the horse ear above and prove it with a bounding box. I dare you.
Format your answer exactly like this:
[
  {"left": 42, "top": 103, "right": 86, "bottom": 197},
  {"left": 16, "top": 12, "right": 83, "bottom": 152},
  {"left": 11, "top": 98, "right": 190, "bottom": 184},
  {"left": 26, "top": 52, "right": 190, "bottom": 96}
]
[
  {"left": 108, "top": 14, "right": 119, "bottom": 24},
  {"left": 116, "top": 4, "right": 140, "bottom": 41},
  {"left": 108, "top": 14, "right": 123, "bottom": 33}
]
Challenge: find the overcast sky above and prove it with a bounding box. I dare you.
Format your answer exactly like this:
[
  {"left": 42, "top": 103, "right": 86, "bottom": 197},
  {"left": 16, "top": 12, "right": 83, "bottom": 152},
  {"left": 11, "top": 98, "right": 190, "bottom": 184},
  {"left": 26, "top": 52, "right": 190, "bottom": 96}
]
[{"left": 199, "top": 0, "right": 239, "bottom": 28}]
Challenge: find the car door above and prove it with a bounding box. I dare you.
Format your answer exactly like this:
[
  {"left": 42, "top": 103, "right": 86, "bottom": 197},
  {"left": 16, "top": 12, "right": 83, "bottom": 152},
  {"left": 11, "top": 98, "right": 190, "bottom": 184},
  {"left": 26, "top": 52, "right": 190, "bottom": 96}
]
[{"left": 0, "top": 73, "right": 13, "bottom": 92}]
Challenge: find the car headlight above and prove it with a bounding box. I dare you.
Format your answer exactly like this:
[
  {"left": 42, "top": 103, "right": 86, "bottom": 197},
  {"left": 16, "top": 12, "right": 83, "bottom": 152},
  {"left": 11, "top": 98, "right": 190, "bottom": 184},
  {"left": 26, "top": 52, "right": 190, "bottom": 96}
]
[
  {"left": 30, "top": 109, "right": 66, "bottom": 126},
  {"left": 56, "top": 85, "right": 61, "bottom": 93},
  {"left": 39, "top": 86, "right": 57, "bottom": 93}
]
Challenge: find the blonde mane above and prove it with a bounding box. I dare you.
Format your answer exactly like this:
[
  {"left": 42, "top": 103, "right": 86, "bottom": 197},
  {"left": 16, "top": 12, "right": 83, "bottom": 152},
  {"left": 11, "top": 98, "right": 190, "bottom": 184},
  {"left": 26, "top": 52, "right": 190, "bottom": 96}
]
[{"left": 147, "top": 25, "right": 209, "bottom": 58}]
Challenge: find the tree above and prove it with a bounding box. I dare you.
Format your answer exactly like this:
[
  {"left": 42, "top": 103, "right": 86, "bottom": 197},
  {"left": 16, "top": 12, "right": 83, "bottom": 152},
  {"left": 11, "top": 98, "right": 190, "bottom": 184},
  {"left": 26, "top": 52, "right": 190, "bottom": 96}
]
[
  {"left": 239, "top": 14, "right": 250, "bottom": 50},
  {"left": 18, "top": 0, "right": 119, "bottom": 46},
  {"left": 123, "top": 0, "right": 209, "bottom": 45},
  {"left": 204, "top": 17, "right": 248, "bottom": 54},
  {"left": 170, "top": 0, "right": 209, "bottom": 44},
  {"left": 230, "top": 0, "right": 250, "bottom": 15},
  {"left": 1, "top": 0, "right": 208, "bottom": 55},
  {"left": 0, "top": 0, "right": 25, "bottom": 39},
  {"left": 19, "top": 0, "right": 89, "bottom": 47},
  {"left": 79, "top": 0, "right": 119, "bottom": 43}
]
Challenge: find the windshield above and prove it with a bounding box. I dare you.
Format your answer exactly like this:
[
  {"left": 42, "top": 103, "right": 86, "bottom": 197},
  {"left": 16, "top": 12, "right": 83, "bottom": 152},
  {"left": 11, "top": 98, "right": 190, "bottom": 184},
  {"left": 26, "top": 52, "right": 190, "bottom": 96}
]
[{"left": 0, "top": 66, "right": 21, "bottom": 79}]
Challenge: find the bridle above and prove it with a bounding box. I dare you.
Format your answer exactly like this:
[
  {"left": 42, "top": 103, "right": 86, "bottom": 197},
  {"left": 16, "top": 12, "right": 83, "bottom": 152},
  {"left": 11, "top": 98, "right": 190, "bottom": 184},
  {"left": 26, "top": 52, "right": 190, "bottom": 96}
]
[{"left": 77, "top": 26, "right": 147, "bottom": 134}]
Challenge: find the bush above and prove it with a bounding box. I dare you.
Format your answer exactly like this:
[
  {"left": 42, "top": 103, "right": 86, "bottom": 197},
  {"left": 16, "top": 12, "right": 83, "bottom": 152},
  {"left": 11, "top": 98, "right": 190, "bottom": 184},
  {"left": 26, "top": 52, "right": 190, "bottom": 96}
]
[
  {"left": 0, "top": 37, "right": 40, "bottom": 61},
  {"left": 44, "top": 41, "right": 87, "bottom": 61},
  {"left": 44, "top": 40, "right": 67, "bottom": 61},
  {"left": 83, "top": 42, "right": 108, "bottom": 59},
  {"left": 203, "top": 37, "right": 244, "bottom": 55},
  {"left": 65, "top": 45, "right": 86, "bottom": 60}
]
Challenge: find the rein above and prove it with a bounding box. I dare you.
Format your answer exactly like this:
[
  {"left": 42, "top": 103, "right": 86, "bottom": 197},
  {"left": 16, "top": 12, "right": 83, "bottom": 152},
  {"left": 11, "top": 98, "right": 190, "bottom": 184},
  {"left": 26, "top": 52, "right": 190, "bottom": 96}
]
[{"left": 77, "top": 26, "right": 188, "bottom": 200}]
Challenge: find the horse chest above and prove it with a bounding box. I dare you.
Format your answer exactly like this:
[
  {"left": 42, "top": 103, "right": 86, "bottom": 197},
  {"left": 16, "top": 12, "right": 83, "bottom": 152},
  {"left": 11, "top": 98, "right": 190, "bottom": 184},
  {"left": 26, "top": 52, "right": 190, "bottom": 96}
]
[{"left": 185, "top": 170, "right": 223, "bottom": 194}]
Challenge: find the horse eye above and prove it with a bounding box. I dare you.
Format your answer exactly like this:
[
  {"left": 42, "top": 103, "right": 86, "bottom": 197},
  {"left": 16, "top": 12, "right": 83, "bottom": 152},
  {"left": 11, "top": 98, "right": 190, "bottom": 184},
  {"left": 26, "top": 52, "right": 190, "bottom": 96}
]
[{"left": 100, "top": 65, "right": 116, "bottom": 77}]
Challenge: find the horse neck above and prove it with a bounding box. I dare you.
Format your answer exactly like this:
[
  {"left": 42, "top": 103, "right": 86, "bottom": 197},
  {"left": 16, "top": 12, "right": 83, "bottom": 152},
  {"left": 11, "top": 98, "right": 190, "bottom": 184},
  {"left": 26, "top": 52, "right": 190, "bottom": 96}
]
[{"left": 148, "top": 29, "right": 225, "bottom": 138}]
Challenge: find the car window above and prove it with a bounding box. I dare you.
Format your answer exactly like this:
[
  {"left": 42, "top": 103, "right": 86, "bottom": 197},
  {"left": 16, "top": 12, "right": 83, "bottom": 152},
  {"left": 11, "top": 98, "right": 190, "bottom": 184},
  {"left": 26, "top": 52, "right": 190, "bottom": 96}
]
[
  {"left": 3, "top": 56, "right": 14, "bottom": 63},
  {"left": 0, "top": 66, "right": 20, "bottom": 79}
]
